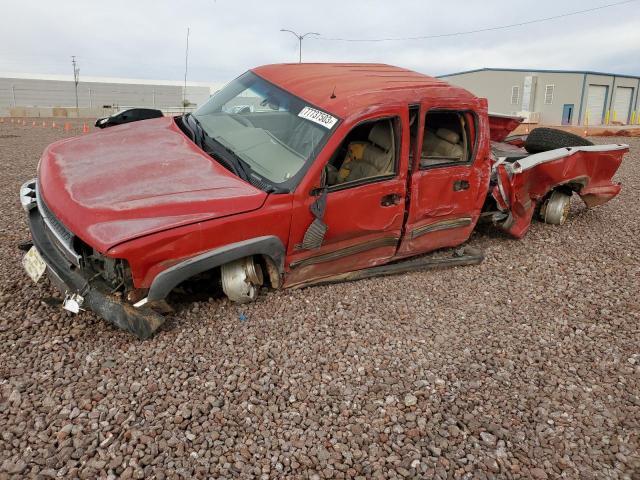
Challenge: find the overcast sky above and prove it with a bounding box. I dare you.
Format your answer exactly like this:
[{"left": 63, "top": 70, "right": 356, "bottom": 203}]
[{"left": 1, "top": 0, "right": 639, "bottom": 84}]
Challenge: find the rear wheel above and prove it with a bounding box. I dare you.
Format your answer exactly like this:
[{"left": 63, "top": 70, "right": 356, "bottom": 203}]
[
  {"left": 524, "top": 127, "right": 593, "bottom": 154},
  {"left": 539, "top": 190, "right": 572, "bottom": 225}
]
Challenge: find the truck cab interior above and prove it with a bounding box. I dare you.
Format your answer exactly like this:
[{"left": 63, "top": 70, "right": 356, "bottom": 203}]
[
  {"left": 420, "top": 111, "right": 471, "bottom": 167},
  {"left": 325, "top": 118, "right": 397, "bottom": 186}
]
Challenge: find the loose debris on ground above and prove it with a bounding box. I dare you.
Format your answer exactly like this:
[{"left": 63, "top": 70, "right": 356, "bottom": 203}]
[{"left": 0, "top": 123, "right": 638, "bottom": 479}]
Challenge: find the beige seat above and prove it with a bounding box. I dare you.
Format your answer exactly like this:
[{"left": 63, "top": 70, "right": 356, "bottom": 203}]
[
  {"left": 342, "top": 121, "right": 395, "bottom": 183},
  {"left": 422, "top": 127, "right": 464, "bottom": 161}
]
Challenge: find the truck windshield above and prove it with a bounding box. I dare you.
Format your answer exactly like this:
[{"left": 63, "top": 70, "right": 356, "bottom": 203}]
[{"left": 193, "top": 72, "right": 337, "bottom": 186}]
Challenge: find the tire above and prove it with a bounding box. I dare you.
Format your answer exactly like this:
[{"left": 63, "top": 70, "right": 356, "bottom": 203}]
[{"left": 524, "top": 127, "right": 593, "bottom": 154}]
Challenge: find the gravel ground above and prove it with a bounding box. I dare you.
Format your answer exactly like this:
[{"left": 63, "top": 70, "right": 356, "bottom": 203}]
[{"left": 0, "top": 123, "right": 638, "bottom": 479}]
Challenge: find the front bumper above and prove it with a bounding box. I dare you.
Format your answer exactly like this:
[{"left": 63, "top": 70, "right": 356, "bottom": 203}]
[{"left": 21, "top": 180, "right": 165, "bottom": 339}]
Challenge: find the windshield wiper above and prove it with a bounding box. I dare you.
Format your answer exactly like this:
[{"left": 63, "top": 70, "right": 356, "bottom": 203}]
[
  {"left": 212, "top": 140, "right": 252, "bottom": 182},
  {"left": 186, "top": 114, "right": 250, "bottom": 182},
  {"left": 183, "top": 114, "right": 287, "bottom": 193}
]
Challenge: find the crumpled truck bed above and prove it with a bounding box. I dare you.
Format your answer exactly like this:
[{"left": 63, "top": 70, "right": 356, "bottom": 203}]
[{"left": 491, "top": 144, "right": 627, "bottom": 238}]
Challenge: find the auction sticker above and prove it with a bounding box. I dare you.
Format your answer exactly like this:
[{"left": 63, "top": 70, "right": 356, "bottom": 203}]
[{"left": 298, "top": 107, "right": 338, "bottom": 129}]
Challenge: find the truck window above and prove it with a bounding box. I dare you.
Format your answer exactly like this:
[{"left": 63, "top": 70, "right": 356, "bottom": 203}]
[
  {"left": 325, "top": 118, "right": 398, "bottom": 187},
  {"left": 420, "top": 111, "right": 475, "bottom": 168}
]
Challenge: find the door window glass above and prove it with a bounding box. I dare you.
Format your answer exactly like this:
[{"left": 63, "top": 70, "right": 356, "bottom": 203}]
[
  {"left": 325, "top": 118, "right": 398, "bottom": 187},
  {"left": 420, "top": 111, "right": 476, "bottom": 168}
]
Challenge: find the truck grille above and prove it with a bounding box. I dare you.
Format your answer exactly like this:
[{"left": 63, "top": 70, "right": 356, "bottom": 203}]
[{"left": 36, "top": 181, "right": 81, "bottom": 266}]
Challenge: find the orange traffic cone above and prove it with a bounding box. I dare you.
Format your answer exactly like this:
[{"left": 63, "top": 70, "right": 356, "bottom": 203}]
[
  {"left": 52, "top": 121, "right": 57, "bottom": 129},
  {"left": 0, "top": 117, "right": 4, "bottom": 123},
  {"left": 64, "top": 122, "right": 71, "bottom": 132},
  {"left": 82, "top": 123, "right": 89, "bottom": 134}
]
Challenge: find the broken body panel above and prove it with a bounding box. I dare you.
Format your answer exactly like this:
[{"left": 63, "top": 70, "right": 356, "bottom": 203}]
[{"left": 21, "top": 63, "right": 626, "bottom": 337}]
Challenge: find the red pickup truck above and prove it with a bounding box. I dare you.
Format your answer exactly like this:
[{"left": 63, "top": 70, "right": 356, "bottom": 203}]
[{"left": 20, "top": 63, "right": 627, "bottom": 338}]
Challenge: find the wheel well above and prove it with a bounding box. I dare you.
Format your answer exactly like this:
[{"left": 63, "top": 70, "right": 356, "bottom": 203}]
[{"left": 146, "top": 236, "right": 286, "bottom": 302}]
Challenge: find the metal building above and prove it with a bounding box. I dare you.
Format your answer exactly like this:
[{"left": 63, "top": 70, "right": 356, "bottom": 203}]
[
  {"left": 0, "top": 73, "right": 221, "bottom": 117},
  {"left": 438, "top": 68, "right": 640, "bottom": 126}
]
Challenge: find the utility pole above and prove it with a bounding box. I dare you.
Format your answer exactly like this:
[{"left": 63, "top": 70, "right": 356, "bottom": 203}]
[
  {"left": 183, "top": 27, "right": 190, "bottom": 113},
  {"left": 280, "top": 29, "right": 320, "bottom": 63},
  {"left": 71, "top": 56, "right": 80, "bottom": 117}
]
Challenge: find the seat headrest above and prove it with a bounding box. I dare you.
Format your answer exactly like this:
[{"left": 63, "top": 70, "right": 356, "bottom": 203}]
[
  {"left": 368, "top": 121, "right": 393, "bottom": 152},
  {"left": 436, "top": 128, "right": 460, "bottom": 144}
]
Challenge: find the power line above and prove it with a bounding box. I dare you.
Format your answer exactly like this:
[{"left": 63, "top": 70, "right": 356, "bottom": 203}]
[{"left": 316, "top": 0, "right": 638, "bottom": 42}]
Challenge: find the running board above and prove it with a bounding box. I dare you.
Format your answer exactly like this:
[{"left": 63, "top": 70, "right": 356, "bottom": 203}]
[{"left": 290, "top": 246, "right": 484, "bottom": 289}]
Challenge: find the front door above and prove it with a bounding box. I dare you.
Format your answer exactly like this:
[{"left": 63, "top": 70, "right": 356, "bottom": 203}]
[
  {"left": 562, "top": 104, "right": 574, "bottom": 125},
  {"left": 285, "top": 116, "right": 408, "bottom": 286},
  {"left": 397, "top": 108, "right": 489, "bottom": 257}
]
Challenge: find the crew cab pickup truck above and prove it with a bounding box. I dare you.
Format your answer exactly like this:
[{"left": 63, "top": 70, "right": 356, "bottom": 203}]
[{"left": 20, "top": 63, "right": 627, "bottom": 338}]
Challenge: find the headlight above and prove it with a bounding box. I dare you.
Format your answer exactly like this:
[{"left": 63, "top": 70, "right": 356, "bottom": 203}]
[{"left": 20, "top": 179, "right": 37, "bottom": 212}]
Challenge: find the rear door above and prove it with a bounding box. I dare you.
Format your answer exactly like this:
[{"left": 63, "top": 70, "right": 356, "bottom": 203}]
[{"left": 397, "top": 103, "right": 490, "bottom": 257}]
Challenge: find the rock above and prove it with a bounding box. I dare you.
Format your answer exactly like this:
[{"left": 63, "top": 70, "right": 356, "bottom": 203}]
[
  {"left": 404, "top": 394, "right": 418, "bottom": 407},
  {"left": 480, "top": 432, "right": 497, "bottom": 447},
  {"left": 530, "top": 467, "right": 548, "bottom": 479}
]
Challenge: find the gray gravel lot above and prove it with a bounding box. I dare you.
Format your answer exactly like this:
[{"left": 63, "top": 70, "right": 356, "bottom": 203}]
[{"left": 0, "top": 123, "right": 638, "bottom": 479}]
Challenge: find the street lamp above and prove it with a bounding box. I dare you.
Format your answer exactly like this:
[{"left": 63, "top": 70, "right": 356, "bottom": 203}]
[{"left": 280, "top": 29, "right": 320, "bottom": 63}]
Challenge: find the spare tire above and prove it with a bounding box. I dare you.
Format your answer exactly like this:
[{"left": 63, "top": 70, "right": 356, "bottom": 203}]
[{"left": 524, "top": 127, "right": 593, "bottom": 153}]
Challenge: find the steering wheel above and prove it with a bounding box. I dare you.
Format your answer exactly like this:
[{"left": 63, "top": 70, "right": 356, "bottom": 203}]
[{"left": 230, "top": 113, "right": 253, "bottom": 127}]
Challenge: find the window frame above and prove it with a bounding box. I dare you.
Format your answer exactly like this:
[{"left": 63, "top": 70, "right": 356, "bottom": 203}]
[
  {"left": 511, "top": 85, "right": 520, "bottom": 105},
  {"left": 544, "top": 84, "right": 555, "bottom": 105},
  {"left": 418, "top": 109, "right": 479, "bottom": 171},
  {"left": 324, "top": 115, "right": 402, "bottom": 193}
]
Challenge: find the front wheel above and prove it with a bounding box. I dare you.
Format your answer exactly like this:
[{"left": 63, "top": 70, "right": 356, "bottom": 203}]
[{"left": 220, "top": 257, "right": 264, "bottom": 303}]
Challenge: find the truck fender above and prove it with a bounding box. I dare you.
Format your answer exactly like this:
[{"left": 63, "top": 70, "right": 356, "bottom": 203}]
[{"left": 146, "top": 236, "right": 285, "bottom": 301}]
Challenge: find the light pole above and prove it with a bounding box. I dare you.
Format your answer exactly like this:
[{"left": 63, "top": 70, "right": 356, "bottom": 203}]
[
  {"left": 71, "top": 56, "right": 80, "bottom": 117},
  {"left": 280, "top": 29, "right": 320, "bottom": 63}
]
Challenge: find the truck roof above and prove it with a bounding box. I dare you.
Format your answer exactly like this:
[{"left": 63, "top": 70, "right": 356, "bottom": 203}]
[{"left": 252, "top": 63, "right": 476, "bottom": 118}]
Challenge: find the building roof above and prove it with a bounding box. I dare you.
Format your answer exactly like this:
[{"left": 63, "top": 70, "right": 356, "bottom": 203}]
[
  {"left": 0, "top": 71, "right": 219, "bottom": 89},
  {"left": 253, "top": 63, "right": 474, "bottom": 117},
  {"left": 438, "top": 67, "right": 640, "bottom": 81}
]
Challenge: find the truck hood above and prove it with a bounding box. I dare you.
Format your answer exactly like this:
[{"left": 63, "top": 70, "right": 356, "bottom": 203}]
[{"left": 38, "top": 117, "right": 267, "bottom": 252}]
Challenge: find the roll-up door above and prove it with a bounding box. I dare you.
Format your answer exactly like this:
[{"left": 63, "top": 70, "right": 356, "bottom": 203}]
[
  {"left": 586, "top": 85, "right": 607, "bottom": 125},
  {"left": 612, "top": 87, "right": 633, "bottom": 124}
]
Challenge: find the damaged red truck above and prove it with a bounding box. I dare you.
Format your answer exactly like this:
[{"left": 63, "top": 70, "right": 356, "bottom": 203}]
[{"left": 20, "top": 64, "right": 627, "bottom": 338}]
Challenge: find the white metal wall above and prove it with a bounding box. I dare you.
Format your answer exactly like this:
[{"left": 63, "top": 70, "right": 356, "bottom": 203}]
[
  {"left": 440, "top": 69, "right": 640, "bottom": 126},
  {"left": 0, "top": 77, "right": 213, "bottom": 115}
]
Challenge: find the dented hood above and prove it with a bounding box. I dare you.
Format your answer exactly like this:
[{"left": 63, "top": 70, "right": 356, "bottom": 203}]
[{"left": 38, "top": 117, "right": 267, "bottom": 252}]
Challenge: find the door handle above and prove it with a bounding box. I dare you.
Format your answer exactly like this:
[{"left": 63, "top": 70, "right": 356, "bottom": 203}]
[
  {"left": 453, "top": 180, "right": 470, "bottom": 191},
  {"left": 380, "top": 193, "right": 402, "bottom": 207}
]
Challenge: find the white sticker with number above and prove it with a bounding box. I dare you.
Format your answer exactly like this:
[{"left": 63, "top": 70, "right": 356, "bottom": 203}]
[
  {"left": 298, "top": 107, "right": 338, "bottom": 129},
  {"left": 23, "top": 246, "right": 47, "bottom": 283}
]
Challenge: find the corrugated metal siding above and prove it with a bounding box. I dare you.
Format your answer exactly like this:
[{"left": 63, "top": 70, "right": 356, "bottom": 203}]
[{"left": 0, "top": 77, "right": 212, "bottom": 113}]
